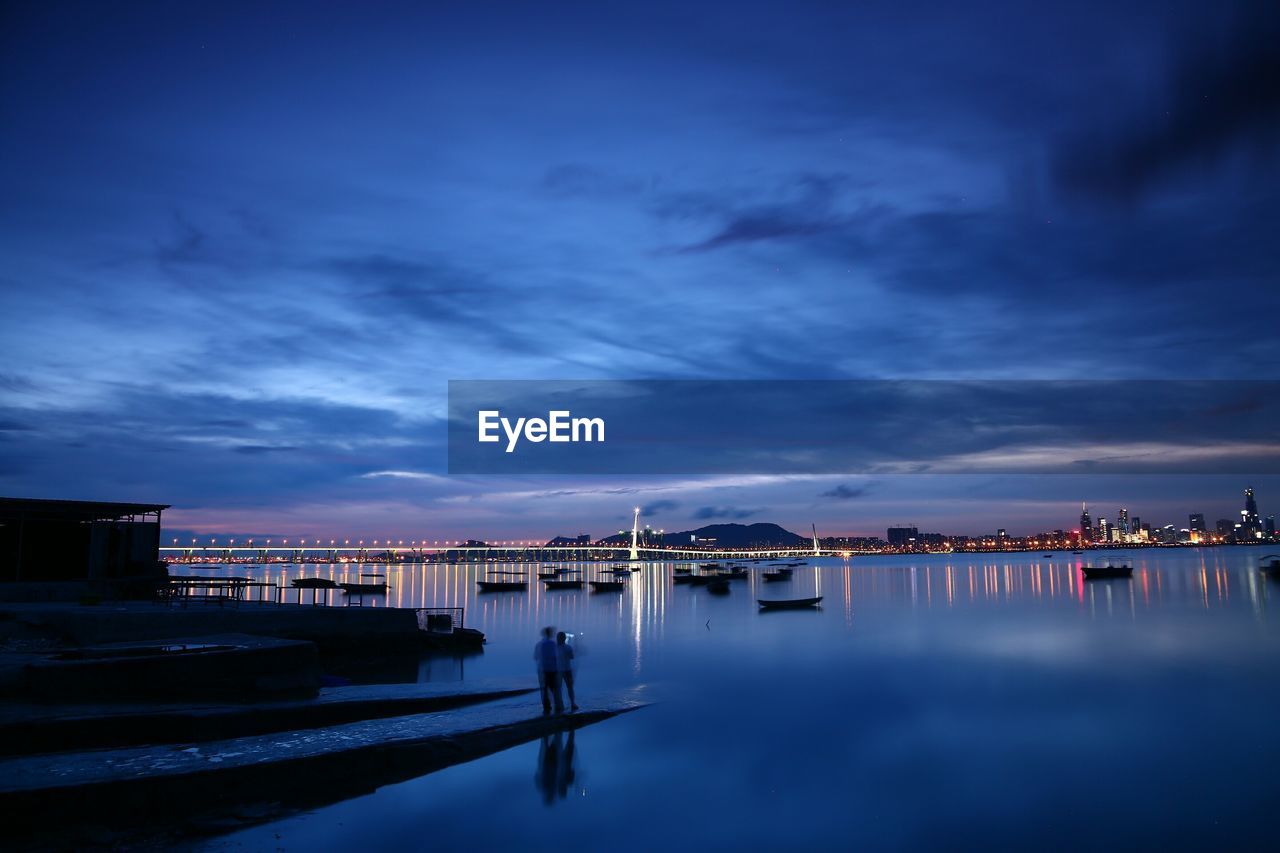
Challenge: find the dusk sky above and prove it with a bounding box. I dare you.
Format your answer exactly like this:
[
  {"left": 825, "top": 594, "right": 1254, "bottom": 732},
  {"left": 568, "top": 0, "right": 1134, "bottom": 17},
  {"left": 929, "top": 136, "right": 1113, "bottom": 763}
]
[{"left": 2, "top": 1, "right": 1277, "bottom": 540}]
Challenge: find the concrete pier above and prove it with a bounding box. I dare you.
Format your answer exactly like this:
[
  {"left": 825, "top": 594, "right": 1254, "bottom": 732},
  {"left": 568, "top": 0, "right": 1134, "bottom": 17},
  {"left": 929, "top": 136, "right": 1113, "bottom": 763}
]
[
  {"left": 1, "top": 690, "right": 648, "bottom": 837},
  {"left": 0, "top": 679, "right": 536, "bottom": 755},
  {"left": 1, "top": 600, "right": 468, "bottom": 652}
]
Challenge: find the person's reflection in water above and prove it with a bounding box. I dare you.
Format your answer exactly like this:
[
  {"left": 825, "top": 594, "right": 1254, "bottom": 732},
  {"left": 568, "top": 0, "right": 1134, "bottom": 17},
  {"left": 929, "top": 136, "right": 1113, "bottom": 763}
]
[
  {"left": 534, "top": 730, "right": 579, "bottom": 805},
  {"left": 558, "top": 729, "right": 577, "bottom": 798}
]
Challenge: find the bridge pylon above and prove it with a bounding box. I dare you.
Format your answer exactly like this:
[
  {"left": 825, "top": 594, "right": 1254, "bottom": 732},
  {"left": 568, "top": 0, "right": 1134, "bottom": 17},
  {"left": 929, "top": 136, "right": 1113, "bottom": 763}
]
[{"left": 629, "top": 506, "right": 640, "bottom": 561}]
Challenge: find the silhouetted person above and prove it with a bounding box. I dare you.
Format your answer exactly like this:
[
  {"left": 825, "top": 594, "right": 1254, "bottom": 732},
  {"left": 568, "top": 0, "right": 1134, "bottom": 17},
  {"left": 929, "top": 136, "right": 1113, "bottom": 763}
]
[
  {"left": 534, "top": 626, "right": 563, "bottom": 714},
  {"left": 557, "top": 631, "right": 579, "bottom": 712}
]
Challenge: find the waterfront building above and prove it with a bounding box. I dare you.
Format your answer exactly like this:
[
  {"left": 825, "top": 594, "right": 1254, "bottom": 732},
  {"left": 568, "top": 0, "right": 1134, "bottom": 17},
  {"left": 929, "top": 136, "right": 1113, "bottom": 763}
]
[
  {"left": 0, "top": 497, "right": 168, "bottom": 586},
  {"left": 1079, "top": 502, "right": 1092, "bottom": 542},
  {"left": 1189, "top": 513, "right": 1205, "bottom": 533},
  {"left": 887, "top": 526, "right": 919, "bottom": 547},
  {"left": 1241, "top": 488, "right": 1261, "bottom": 539}
]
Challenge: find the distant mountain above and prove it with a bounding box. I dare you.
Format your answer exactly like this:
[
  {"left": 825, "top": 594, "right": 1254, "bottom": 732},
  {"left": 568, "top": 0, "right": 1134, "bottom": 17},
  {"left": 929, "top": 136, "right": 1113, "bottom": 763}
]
[{"left": 602, "top": 522, "right": 807, "bottom": 548}]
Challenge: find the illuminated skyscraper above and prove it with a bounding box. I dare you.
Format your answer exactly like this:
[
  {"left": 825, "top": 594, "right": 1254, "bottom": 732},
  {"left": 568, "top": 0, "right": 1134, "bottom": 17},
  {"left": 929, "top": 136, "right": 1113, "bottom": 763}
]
[
  {"left": 1118, "top": 508, "right": 1130, "bottom": 536},
  {"left": 1189, "top": 513, "right": 1205, "bottom": 533},
  {"left": 1241, "top": 488, "right": 1260, "bottom": 537},
  {"left": 1080, "top": 502, "right": 1091, "bottom": 542}
]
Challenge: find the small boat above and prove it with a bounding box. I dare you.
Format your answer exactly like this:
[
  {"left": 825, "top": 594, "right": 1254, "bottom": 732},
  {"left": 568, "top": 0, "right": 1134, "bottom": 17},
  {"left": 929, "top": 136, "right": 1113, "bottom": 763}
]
[
  {"left": 673, "top": 566, "right": 692, "bottom": 574},
  {"left": 1072, "top": 551, "right": 1083, "bottom": 555},
  {"left": 688, "top": 574, "right": 712, "bottom": 586},
  {"left": 339, "top": 573, "right": 387, "bottom": 594},
  {"left": 762, "top": 571, "right": 788, "bottom": 582},
  {"left": 699, "top": 563, "right": 720, "bottom": 570},
  {"left": 758, "top": 596, "right": 822, "bottom": 610},
  {"left": 589, "top": 580, "right": 624, "bottom": 592},
  {"left": 291, "top": 577, "right": 338, "bottom": 589},
  {"left": 672, "top": 573, "right": 696, "bottom": 585},
  {"left": 1259, "top": 555, "right": 1280, "bottom": 574},
  {"left": 537, "top": 572, "right": 558, "bottom": 580},
  {"left": 1081, "top": 557, "right": 1133, "bottom": 579},
  {"left": 706, "top": 578, "right": 730, "bottom": 595},
  {"left": 718, "top": 568, "right": 749, "bottom": 580},
  {"left": 477, "top": 579, "right": 527, "bottom": 592},
  {"left": 610, "top": 566, "right": 633, "bottom": 575},
  {"left": 544, "top": 579, "right": 584, "bottom": 590},
  {"left": 1043, "top": 554, "right": 1053, "bottom": 558}
]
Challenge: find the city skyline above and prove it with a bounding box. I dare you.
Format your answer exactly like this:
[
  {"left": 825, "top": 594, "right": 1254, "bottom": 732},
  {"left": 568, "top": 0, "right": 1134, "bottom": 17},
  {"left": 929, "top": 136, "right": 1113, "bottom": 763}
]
[{"left": 155, "top": 482, "right": 1274, "bottom": 546}]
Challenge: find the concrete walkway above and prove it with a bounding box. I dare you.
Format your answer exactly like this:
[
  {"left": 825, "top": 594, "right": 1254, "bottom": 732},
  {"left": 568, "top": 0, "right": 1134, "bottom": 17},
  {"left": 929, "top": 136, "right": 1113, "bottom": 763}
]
[
  {"left": 2, "top": 688, "right": 649, "bottom": 833},
  {"left": 0, "top": 679, "right": 536, "bottom": 755}
]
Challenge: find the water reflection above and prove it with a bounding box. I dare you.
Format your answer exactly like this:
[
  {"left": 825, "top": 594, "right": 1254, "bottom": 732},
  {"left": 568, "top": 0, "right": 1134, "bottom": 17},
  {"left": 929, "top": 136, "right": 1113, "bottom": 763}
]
[
  {"left": 195, "top": 546, "right": 1280, "bottom": 853},
  {"left": 171, "top": 547, "right": 1279, "bottom": 687},
  {"left": 535, "top": 730, "right": 580, "bottom": 805}
]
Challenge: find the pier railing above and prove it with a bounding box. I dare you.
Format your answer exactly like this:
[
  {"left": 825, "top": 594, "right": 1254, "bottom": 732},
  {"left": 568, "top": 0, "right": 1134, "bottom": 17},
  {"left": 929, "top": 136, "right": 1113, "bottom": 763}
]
[{"left": 416, "top": 607, "right": 465, "bottom": 632}]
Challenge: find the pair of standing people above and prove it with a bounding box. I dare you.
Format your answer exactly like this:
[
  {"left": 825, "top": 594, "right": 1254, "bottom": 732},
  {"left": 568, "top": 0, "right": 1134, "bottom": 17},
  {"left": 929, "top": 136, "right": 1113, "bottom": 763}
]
[{"left": 534, "top": 626, "right": 578, "bottom": 714}]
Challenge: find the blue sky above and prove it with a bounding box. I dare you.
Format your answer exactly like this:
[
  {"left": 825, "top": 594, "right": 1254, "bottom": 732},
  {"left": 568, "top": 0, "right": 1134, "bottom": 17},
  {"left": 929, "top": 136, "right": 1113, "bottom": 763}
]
[{"left": 1, "top": 1, "right": 1277, "bottom": 539}]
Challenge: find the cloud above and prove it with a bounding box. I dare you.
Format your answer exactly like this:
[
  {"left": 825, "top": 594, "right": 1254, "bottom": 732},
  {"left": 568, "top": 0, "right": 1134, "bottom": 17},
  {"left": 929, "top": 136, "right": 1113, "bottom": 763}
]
[
  {"left": 1053, "top": 0, "right": 1280, "bottom": 201},
  {"left": 821, "top": 483, "right": 875, "bottom": 500},
  {"left": 661, "top": 173, "right": 855, "bottom": 253},
  {"left": 541, "top": 164, "right": 648, "bottom": 200},
  {"left": 694, "top": 505, "right": 761, "bottom": 520},
  {"left": 640, "top": 499, "right": 680, "bottom": 516}
]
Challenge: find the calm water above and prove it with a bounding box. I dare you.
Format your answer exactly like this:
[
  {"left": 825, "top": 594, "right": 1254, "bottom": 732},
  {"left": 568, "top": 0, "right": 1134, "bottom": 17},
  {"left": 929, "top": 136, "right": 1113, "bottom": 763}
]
[{"left": 183, "top": 547, "right": 1280, "bottom": 851}]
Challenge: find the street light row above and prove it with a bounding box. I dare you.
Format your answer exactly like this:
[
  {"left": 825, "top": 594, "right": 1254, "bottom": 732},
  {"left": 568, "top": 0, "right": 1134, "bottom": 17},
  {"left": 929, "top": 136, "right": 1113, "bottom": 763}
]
[{"left": 171, "top": 538, "right": 613, "bottom": 548}]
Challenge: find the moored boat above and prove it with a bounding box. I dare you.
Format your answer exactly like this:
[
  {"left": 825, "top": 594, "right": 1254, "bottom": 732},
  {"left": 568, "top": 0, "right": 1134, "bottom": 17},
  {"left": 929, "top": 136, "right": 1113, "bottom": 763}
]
[
  {"left": 757, "top": 596, "right": 822, "bottom": 610},
  {"left": 589, "top": 579, "right": 625, "bottom": 592},
  {"left": 706, "top": 577, "right": 730, "bottom": 595},
  {"left": 762, "top": 571, "right": 787, "bottom": 582},
  {"left": 544, "top": 579, "right": 584, "bottom": 590},
  {"left": 477, "top": 577, "right": 527, "bottom": 591},
  {"left": 339, "top": 573, "right": 388, "bottom": 594},
  {"left": 291, "top": 577, "right": 338, "bottom": 589},
  {"left": 1081, "top": 557, "right": 1133, "bottom": 579}
]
